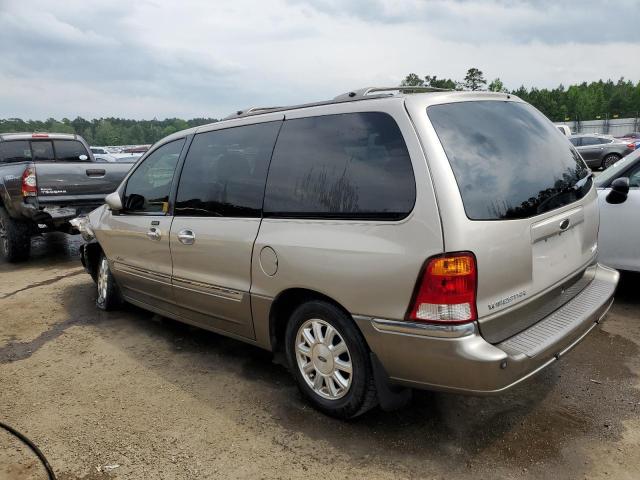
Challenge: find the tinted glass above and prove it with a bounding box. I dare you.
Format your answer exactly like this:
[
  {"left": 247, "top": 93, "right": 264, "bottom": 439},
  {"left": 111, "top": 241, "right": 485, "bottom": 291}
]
[
  {"left": 31, "top": 141, "right": 54, "bottom": 161},
  {"left": 595, "top": 150, "right": 640, "bottom": 187},
  {"left": 569, "top": 137, "right": 580, "bottom": 146},
  {"left": 0, "top": 141, "right": 31, "bottom": 163},
  {"left": 123, "top": 139, "right": 184, "bottom": 214},
  {"left": 175, "top": 122, "right": 281, "bottom": 217},
  {"left": 264, "top": 112, "right": 415, "bottom": 220},
  {"left": 428, "top": 101, "right": 591, "bottom": 220},
  {"left": 54, "top": 140, "right": 89, "bottom": 161},
  {"left": 628, "top": 163, "right": 640, "bottom": 188},
  {"left": 581, "top": 136, "right": 602, "bottom": 146}
]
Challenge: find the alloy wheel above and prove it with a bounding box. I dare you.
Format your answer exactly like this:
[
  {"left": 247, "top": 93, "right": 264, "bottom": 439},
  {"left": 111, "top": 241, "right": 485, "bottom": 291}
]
[
  {"left": 97, "top": 257, "right": 109, "bottom": 303},
  {"left": 295, "top": 318, "right": 353, "bottom": 400}
]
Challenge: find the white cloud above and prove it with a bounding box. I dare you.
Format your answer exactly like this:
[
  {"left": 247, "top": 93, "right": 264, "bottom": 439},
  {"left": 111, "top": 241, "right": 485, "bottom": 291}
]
[{"left": 0, "top": 0, "right": 638, "bottom": 120}]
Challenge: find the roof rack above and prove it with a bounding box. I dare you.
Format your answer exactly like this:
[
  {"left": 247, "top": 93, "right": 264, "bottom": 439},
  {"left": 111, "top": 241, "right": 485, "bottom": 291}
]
[
  {"left": 333, "top": 85, "right": 451, "bottom": 101},
  {"left": 222, "top": 85, "right": 451, "bottom": 121}
]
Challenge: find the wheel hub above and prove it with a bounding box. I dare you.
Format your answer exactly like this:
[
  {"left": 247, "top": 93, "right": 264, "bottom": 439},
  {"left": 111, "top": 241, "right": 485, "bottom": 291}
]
[{"left": 311, "top": 344, "right": 334, "bottom": 375}]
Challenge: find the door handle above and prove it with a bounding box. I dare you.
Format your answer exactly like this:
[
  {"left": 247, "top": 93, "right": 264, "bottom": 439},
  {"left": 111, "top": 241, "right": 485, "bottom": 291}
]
[
  {"left": 147, "top": 227, "right": 161, "bottom": 241},
  {"left": 86, "top": 168, "right": 106, "bottom": 177},
  {"left": 177, "top": 229, "right": 195, "bottom": 245}
]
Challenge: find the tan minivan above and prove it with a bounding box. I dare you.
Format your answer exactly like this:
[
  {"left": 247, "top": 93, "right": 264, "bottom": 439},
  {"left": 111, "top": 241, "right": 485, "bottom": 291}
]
[{"left": 77, "top": 87, "right": 619, "bottom": 418}]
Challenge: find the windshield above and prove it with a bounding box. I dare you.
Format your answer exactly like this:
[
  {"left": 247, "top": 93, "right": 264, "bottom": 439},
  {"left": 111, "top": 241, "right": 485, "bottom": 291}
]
[
  {"left": 595, "top": 149, "right": 640, "bottom": 187},
  {"left": 428, "top": 101, "right": 592, "bottom": 220}
]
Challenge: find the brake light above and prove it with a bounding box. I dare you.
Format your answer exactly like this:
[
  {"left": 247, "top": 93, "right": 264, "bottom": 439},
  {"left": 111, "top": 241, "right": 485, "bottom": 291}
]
[
  {"left": 627, "top": 143, "right": 636, "bottom": 150},
  {"left": 407, "top": 252, "right": 477, "bottom": 324},
  {"left": 21, "top": 165, "right": 37, "bottom": 197},
  {"left": 31, "top": 133, "right": 49, "bottom": 138}
]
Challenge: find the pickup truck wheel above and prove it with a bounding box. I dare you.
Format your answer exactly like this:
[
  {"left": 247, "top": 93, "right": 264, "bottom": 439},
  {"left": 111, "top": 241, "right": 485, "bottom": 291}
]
[
  {"left": 285, "top": 300, "right": 378, "bottom": 419},
  {"left": 96, "top": 254, "right": 122, "bottom": 310},
  {"left": 0, "top": 207, "right": 31, "bottom": 262}
]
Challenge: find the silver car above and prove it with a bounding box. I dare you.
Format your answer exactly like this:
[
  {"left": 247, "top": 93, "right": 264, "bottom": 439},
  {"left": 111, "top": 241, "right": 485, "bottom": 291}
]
[{"left": 78, "top": 87, "right": 619, "bottom": 418}]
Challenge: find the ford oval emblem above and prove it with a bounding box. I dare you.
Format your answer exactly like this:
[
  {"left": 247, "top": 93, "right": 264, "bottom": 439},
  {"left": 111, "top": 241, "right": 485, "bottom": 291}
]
[{"left": 559, "top": 219, "right": 570, "bottom": 230}]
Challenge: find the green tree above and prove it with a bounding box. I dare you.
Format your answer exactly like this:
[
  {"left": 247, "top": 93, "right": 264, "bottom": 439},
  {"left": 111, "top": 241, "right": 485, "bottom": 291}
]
[
  {"left": 488, "top": 78, "right": 506, "bottom": 93},
  {"left": 400, "top": 73, "right": 424, "bottom": 87},
  {"left": 463, "top": 68, "right": 487, "bottom": 91}
]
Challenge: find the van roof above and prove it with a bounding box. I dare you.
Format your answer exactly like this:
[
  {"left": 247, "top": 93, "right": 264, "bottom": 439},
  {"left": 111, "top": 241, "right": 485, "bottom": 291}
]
[{"left": 221, "top": 86, "right": 515, "bottom": 122}]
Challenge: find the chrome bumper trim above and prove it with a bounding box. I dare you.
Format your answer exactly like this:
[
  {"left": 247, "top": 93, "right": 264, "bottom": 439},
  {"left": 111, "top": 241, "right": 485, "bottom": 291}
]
[{"left": 354, "top": 315, "right": 477, "bottom": 338}]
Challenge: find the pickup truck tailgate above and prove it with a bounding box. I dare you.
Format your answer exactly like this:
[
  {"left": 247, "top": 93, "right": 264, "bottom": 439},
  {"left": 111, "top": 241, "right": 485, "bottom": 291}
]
[{"left": 36, "top": 162, "right": 132, "bottom": 201}]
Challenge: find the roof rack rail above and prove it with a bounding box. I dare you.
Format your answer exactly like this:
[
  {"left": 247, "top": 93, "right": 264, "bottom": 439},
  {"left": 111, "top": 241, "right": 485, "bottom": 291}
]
[
  {"left": 333, "top": 85, "right": 451, "bottom": 101},
  {"left": 222, "top": 106, "right": 282, "bottom": 121},
  {"left": 221, "top": 85, "right": 452, "bottom": 121}
]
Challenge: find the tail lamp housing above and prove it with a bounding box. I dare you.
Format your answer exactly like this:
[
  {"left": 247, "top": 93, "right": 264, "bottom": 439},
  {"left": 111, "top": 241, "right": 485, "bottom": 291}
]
[
  {"left": 407, "top": 252, "right": 477, "bottom": 324},
  {"left": 21, "top": 165, "right": 37, "bottom": 197}
]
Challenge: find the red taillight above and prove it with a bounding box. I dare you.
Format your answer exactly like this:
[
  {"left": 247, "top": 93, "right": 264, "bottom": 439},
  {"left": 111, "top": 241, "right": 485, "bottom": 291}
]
[
  {"left": 21, "top": 165, "right": 37, "bottom": 197},
  {"left": 407, "top": 252, "right": 477, "bottom": 324},
  {"left": 627, "top": 143, "right": 636, "bottom": 150}
]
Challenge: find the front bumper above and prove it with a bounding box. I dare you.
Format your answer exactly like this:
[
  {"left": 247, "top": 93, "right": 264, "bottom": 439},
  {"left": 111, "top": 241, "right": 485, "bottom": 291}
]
[{"left": 354, "top": 263, "right": 619, "bottom": 394}]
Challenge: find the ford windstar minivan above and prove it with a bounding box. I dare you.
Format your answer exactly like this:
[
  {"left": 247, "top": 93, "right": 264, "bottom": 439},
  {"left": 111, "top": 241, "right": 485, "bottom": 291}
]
[{"left": 77, "top": 87, "right": 619, "bottom": 418}]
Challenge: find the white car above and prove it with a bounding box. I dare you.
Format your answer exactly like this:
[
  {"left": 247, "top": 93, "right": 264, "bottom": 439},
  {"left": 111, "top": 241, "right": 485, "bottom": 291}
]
[
  {"left": 596, "top": 149, "right": 640, "bottom": 271},
  {"left": 90, "top": 147, "right": 118, "bottom": 162}
]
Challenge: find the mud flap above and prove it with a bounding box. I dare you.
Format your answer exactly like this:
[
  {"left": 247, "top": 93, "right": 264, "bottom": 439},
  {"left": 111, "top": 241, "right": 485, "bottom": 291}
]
[{"left": 370, "top": 352, "right": 412, "bottom": 411}]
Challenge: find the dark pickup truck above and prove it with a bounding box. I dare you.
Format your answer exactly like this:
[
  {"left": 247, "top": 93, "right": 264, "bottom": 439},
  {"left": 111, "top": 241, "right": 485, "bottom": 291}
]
[{"left": 0, "top": 132, "right": 132, "bottom": 261}]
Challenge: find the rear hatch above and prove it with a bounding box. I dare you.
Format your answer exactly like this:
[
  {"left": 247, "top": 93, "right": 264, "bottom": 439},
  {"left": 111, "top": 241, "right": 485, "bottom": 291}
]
[{"left": 426, "top": 99, "right": 598, "bottom": 343}]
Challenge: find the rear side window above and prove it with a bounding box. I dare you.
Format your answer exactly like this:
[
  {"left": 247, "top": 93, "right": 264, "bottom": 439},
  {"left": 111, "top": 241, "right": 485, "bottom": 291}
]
[
  {"left": 0, "top": 141, "right": 31, "bottom": 163},
  {"left": 264, "top": 112, "right": 415, "bottom": 220},
  {"left": 581, "top": 137, "right": 602, "bottom": 146},
  {"left": 175, "top": 122, "right": 281, "bottom": 217},
  {"left": 31, "top": 141, "right": 55, "bottom": 161},
  {"left": 428, "top": 101, "right": 591, "bottom": 220},
  {"left": 54, "top": 140, "right": 89, "bottom": 161}
]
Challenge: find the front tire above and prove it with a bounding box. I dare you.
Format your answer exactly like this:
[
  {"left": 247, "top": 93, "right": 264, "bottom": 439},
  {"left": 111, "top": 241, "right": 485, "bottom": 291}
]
[
  {"left": 0, "top": 207, "right": 31, "bottom": 262},
  {"left": 96, "top": 253, "right": 122, "bottom": 310},
  {"left": 285, "top": 300, "right": 377, "bottom": 419},
  {"left": 602, "top": 154, "right": 620, "bottom": 169}
]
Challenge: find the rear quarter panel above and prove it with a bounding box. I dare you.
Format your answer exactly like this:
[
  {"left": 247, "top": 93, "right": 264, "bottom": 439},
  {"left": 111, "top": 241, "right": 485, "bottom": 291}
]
[
  {"left": 251, "top": 98, "right": 444, "bottom": 321},
  {"left": 0, "top": 161, "right": 31, "bottom": 217}
]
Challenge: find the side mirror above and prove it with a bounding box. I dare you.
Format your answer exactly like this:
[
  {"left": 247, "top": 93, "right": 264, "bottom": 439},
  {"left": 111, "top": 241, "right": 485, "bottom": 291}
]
[
  {"left": 79, "top": 154, "right": 88, "bottom": 161},
  {"left": 606, "top": 177, "right": 630, "bottom": 205},
  {"left": 105, "top": 191, "right": 123, "bottom": 211}
]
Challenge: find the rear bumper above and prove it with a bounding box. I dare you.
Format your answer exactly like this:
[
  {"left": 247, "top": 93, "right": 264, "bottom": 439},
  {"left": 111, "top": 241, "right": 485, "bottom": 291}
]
[{"left": 354, "top": 263, "right": 619, "bottom": 394}]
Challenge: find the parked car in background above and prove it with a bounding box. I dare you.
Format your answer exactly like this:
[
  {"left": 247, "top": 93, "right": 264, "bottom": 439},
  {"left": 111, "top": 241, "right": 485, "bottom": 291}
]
[
  {"left": 595, "top": 149, "right": 640, "bottom": 272},
  {"left": 557, "top": 125, "right": 571, "bottom": 136},
  {"left": 569, "top": 134, "right": 634, "bottom": 169},
  {"left": 113, "top": 152, "right": 143, "bottom": 162},
  {"left": 122, "top": 145, "right": 150, "bottom": 154},
  {"left": 616, "top": 132, "right": 640, "bottom": 150},
  {"left": 75, "top": 88, "right": 618, "bottom": 419},
  {"left": 90, "top": 146, "right": 118, "bottom": 163},
  {"left": 0, "top": 132, "right": 132, "bottom": 261}
]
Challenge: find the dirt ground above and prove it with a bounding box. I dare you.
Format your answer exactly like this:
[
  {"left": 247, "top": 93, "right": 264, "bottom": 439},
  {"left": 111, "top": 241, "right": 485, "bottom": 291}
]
[{"left": 1, "top": 233, "right": 639, "bottom": 480}]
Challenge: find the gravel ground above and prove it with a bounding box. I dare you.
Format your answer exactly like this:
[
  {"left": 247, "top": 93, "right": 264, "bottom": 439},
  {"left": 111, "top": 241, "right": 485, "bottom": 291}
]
[{"left": 0, "top": 233, "right": 639, "bottom": 480}]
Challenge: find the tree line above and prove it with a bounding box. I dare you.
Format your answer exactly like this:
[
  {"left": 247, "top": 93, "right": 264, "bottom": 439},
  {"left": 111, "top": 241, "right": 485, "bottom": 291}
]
[
  {"left": 2, "top": 69, "right": 639, "bottom": 145},
  {"left": 401, "top": 68, "right": 640, "bottom": 123},
  {"left": 0, "top": 117, "right": 217, "bottom": 146}
]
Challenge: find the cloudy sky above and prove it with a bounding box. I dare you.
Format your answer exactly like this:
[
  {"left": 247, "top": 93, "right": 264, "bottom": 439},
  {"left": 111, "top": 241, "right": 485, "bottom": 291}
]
[{"left": 1, "top": 0, "right": 639, "bottom": 120}]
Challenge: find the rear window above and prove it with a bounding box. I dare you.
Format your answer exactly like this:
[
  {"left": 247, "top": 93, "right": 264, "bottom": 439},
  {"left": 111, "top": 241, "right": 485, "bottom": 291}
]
[
  {"left": 54, "top": 140, "right": 89, "bottom": 161},
  {"left": 263, "top": 112, "right": 416, "bottom": 220},
  {"left": 428, "top": 101, "right": 591, "bottom": 220},
  {"left": 0, "top": 141, "right": 31, "bottom": 163}
]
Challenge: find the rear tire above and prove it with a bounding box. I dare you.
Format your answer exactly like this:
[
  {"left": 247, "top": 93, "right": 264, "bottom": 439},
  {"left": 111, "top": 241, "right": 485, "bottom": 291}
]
[
  {"left": 285, "top": 300, "right": 378, "bottom": 419},
  {"left": 96, "top": 253, "right": 122, "bottom": 311},
  {"left": 0, "top": 207, "right": 31, "bottom": 262},
  {"left": 602, "top": 154, "right": 620, "bottom": 169}
]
